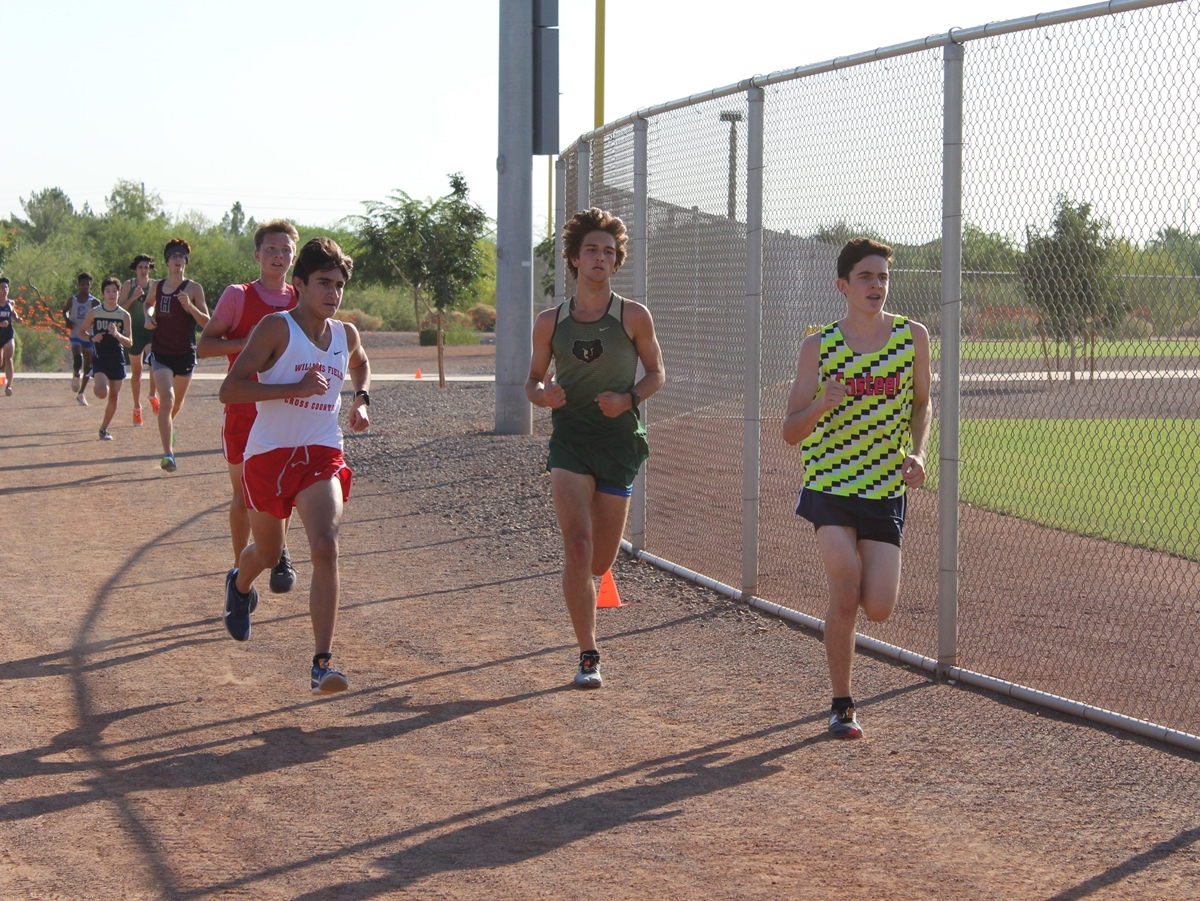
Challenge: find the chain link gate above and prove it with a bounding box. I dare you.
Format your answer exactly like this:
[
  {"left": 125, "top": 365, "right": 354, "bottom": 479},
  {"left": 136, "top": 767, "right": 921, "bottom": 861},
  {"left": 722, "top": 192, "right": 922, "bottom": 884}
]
[{"left": 553, "top": 0, "right": 1199, "bottom": 748}]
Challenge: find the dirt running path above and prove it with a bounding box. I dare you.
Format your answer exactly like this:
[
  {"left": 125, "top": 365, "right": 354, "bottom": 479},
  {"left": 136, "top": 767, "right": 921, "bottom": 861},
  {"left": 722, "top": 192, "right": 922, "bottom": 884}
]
[{"left": 1, "top": 372, "right": 1198, "bottom": 900}]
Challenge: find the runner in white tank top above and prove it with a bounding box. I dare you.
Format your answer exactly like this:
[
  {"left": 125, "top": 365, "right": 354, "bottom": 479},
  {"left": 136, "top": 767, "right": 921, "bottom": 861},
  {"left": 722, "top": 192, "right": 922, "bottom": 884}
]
[
  {"left": 244, "top": 314, "right": 348, "bottom": 456},
  {"left": 218, "top": 237, "right": 371, "bottom": 695}
]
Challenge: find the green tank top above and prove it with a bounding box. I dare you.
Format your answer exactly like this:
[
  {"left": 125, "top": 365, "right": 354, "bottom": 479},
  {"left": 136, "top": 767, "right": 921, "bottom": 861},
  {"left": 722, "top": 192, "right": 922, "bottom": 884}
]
[
  {"left": 800, "top": 315, "right": 915, "bottom": 499},
  {"left": 550, "top": 292, "right": 643, "bottom": 443}
]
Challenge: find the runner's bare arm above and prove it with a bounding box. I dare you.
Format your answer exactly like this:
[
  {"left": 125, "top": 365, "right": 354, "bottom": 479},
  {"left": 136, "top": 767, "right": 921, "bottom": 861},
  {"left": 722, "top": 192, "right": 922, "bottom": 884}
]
[
  {"left": 596, "top": 301, "right": 664, "bottom": 417},
  {"left": 114, "top": 309, "right": 134, "bottom": 348},
  {"left": 345, "top": 322, "right": 371, "bottom": 433},
  {"left": 901, "top": 322, "right": 932, "bottom": 488},
  {"left": 197, "top": 315, "right": 240, "bottom": 358},
  {"left": 525, "top": 307, "right": 565, "bottom": 409},
  {"left": 782, "top": 333, "right": 848, "bottom": 446},
  {"left": 143, "top": 281, "right": 158, "bottom": 329},
  {"left": 182, "top": 283, "right": 210, "bottom": 327},
  {"left": 78, "top": 308, "right": 96, "bottom": 342},
  {"left": 219, "top": 315, "right": 325, "bottom": 404}
]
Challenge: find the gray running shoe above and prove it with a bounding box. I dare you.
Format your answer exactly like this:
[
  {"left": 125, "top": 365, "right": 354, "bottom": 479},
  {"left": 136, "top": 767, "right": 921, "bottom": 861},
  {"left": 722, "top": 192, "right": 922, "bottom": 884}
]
[
  {"left": 99, "top": 428, "right": 113, "bottom": 440},
  {"left": 311, "top": 654, "right": 348, "bottom": 695},
  {"left": 828, "top": 705, "right": 863, "bottom": 739},
  {"left": 573, "top": 650, "right": 603, "bottom": 688}
]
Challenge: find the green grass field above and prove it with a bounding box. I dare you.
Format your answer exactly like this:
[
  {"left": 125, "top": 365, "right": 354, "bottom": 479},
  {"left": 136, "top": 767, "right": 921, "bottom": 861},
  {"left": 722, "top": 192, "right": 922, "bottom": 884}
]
[
  {"left": 925, "top": 418, "right": 1200, "bottom": 560},
  {"left": 931, "top": 338, "right": 1200, "bottom": 361}
]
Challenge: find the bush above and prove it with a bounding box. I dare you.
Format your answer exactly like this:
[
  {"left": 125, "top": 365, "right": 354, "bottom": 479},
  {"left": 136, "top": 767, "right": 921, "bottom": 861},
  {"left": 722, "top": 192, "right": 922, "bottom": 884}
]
[
  {"left": 14, "top": 325, "right": 67, "bottom": 371},
  {"left": 340, "top": 284, "right": 419, "bottom": 331},
  {"left": 335, "top": 308, "right": 383, "bottom": 331},
  {"left": 419, "top": 321, "right": 479, "bottom": 346},
  {"left": 467, "top": 303, "right": 496, "bottom": 331}
]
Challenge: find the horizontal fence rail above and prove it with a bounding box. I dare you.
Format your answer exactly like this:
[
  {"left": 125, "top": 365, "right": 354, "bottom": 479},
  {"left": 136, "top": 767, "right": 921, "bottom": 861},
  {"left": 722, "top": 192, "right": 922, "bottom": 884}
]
[{"left": 556, "top": 0, "right": 1199, "bottom": 746}]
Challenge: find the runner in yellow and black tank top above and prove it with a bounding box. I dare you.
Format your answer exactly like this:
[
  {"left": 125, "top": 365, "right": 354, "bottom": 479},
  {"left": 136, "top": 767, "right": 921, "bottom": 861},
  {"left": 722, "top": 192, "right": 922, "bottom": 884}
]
[{"left": 800, "top": 315, "right": 915, "bottom": 500}]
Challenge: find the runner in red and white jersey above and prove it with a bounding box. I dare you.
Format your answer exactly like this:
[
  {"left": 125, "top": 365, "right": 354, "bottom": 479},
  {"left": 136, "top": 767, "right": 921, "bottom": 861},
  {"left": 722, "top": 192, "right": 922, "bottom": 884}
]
[
  {"left": 199, "top": 220, "right": 300, "bottom": 589},
  {"left": 218, "top": 237, "right": 371, "bottom": 695}
]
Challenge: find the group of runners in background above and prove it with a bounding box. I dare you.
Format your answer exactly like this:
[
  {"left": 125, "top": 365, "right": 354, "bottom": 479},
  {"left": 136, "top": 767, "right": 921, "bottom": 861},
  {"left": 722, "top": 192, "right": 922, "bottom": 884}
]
[
  {"left": 38, "top": 222, "right": 372, "bottom": 697},
  {"left": 60, "top": 240, "right": 208, "bottom": 467},
  {"left": 5, "top": 205, "right": 929, "bottom": 736}
]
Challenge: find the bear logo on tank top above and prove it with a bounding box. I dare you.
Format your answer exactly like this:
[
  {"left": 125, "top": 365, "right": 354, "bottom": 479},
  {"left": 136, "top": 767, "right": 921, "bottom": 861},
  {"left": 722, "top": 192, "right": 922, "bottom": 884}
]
[{"left": 573, "top": 339, "right": 603, "bottom": 363}]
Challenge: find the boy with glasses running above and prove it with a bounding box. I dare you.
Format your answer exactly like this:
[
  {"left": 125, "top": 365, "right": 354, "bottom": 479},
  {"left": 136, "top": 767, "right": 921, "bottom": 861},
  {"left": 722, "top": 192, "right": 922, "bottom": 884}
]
[{"left": 144, "top": 238, "right": 209, "bottom": 471}]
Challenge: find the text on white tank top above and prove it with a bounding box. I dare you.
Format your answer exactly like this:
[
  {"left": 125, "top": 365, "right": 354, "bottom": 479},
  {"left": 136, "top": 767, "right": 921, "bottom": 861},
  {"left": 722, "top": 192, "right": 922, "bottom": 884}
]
[{"left": 244, "top": 314, "right": 348, "bottom": 458}]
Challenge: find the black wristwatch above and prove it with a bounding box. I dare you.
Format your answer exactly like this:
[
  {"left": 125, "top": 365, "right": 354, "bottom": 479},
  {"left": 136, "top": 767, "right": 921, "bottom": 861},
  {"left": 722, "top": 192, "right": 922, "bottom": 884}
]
[
  {"left": 354, "top": 390, "right": 370, "bottom": 406},
  {"left": 628, "top": 390, "right": 640, "bottom": 408}
]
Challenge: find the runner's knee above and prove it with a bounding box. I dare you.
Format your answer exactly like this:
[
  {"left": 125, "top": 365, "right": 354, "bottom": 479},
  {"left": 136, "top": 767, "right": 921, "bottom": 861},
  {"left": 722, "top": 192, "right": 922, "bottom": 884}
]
[{"left": 309, "top": 533, "right": 339, "bottom": 568}]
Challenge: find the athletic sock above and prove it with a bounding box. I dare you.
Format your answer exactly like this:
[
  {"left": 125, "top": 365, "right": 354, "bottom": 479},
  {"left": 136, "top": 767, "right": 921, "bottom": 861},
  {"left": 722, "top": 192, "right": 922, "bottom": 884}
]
[{"left": 832, "top": 696, "right": 854, "bottom": 713}]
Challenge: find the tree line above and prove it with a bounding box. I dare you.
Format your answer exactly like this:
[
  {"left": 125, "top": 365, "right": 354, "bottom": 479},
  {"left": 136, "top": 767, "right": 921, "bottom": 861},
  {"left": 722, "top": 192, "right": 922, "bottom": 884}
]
[{"left": 0, "top": 176, "right": 497, "bottom": 369}]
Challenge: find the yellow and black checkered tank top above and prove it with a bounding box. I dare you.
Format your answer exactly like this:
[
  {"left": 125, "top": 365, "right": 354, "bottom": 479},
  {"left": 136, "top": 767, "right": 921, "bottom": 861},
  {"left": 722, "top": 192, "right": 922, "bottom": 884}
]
[
  {"left": 800, "top": 315, "right": 915, "bottom": 499},
  {"left": 550, "top": 292, "right": 643, "bottom": 442}
]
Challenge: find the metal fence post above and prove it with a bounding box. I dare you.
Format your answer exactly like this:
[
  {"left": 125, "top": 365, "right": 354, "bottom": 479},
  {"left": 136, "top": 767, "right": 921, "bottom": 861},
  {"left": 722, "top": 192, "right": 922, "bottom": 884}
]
[
  {"left": 554, "top": 157, "right": 566, "bottom": 308},
  {"left": 494, "top": 0, "right": 534, "bottom": 436},
  {"left": 742, "top": 86, "right": 765, "bottom": 600},
  {"left": 938, "top": 40, "right": 964, "bottom": 676},
  {"left": 631, "top": 118, "right": 649, "bottom": 550},
  {"left": 577, "top": 139, "right": 592, "bottom": 212}
]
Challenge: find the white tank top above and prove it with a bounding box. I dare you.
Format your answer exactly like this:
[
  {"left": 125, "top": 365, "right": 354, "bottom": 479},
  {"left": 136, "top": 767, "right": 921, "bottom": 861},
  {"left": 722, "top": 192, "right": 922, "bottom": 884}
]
[{"left": 244, "top": 314, "right": 349, "bottom": 458}]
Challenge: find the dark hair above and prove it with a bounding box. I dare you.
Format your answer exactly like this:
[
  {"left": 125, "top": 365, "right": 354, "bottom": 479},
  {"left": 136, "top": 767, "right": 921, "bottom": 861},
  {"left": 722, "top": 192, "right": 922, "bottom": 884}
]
[
  {"left": 77, "top": 272, "right": 94, "bottom": 283},
  {"left": 294, "top": 237, "right": 353, "bottom": 283},
  {"left": 101, "top": 277, "right": 121, "bottom": 292},
  {"left": 129, "top": 253, "right": 156, "bottom": 271},
  {"left": 561, "top": 207, "right": 628, "bottom": 279},
  {"left": 0, "top": 277, "right": 9, "bottom": 286},
  {"left": 254, "top": 219, "right": 299, "bottom": 250},
  {"left": 163, "top": 237, "right": 192, "bottom": 259},
  {"left": 837, "top": 237, "right": 894, "bottom": 281}
]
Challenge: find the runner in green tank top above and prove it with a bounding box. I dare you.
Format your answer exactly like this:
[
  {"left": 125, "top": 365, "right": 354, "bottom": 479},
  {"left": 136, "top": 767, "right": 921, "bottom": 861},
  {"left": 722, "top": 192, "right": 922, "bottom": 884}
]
[
  {"left": 526, "top": 208, "right": 665, "bottom": 689},
  {"left": 783, "top": 238, "right": 931, "bottom": 739},
  {"left": 118, "top": 253, "right": 159, "bottom": 425}
]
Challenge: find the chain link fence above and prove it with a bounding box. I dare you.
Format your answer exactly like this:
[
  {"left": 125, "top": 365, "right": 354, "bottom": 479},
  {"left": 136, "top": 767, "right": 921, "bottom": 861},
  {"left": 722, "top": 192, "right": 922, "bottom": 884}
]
[{"left": 555, "top": 0, "right": 1200, "bottom": 746}]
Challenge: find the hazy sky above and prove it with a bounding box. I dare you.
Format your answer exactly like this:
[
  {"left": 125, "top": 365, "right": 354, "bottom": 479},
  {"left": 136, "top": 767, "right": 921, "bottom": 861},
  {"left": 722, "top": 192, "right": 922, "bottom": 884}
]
[{"left": 1, "top": 0, "right": 1091, "bottom": 236}]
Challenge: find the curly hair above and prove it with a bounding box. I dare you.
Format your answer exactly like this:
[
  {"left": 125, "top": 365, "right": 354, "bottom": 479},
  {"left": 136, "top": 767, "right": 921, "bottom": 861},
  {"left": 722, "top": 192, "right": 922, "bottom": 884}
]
[
  {"left": 836, "top": 237, "right": 893, "bottom": 281},
  {"left": 163, "top": 237, "right": 192, "bottom": 259},
  {"left": 129, "top": 253, "right": 156, "bottom": 271},
  {"left": 561, "top": 207, "right": 628, "bottom": 280}
]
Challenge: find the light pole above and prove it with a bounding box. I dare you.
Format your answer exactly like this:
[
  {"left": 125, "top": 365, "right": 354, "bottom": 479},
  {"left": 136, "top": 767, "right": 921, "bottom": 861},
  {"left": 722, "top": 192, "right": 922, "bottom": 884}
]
[{"left": 720, "top": 111, "right": 743, "bottom": 221}]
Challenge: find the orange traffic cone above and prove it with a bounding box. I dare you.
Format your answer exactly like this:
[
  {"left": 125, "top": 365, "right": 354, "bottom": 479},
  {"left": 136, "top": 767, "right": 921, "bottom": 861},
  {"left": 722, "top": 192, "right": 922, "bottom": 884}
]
[
  {"left": 414, "top": 368, "right": 422, "bottom": 379},
  {"left": 596, "top": 570, "right": 623, "bottom": 608}
]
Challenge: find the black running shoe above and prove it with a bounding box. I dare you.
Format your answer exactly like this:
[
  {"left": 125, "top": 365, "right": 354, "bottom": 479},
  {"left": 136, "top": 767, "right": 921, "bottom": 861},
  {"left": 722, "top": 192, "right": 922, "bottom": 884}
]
[
  {"left": 828, "top": 705, "right": 863, "bottom": 739},
  {"left": 269, "top": 547, "right": 296, "bottom": 594},
  {"left": 311, "top": 653, "right": 348, "bottom": 695},
  {"left": 224, "top": 568, "right": 256, "bottom": 642}
]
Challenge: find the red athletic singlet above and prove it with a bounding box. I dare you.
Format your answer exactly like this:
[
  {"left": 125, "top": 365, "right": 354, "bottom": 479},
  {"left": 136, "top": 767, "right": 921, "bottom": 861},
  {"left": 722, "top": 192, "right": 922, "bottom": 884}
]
[{"left": 225, "top": 282, "right": 298, "bottom": 418}]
